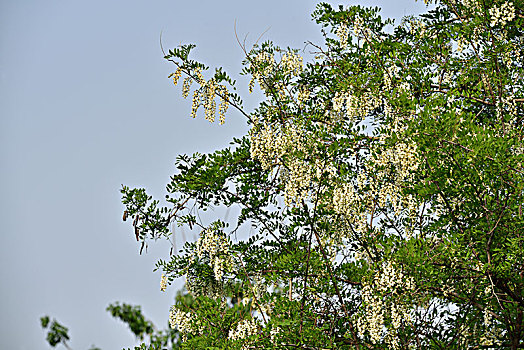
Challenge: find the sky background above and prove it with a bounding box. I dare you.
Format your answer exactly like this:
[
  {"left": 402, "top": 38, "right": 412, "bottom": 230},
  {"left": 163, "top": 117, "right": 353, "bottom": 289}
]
[{"left": 1, "top": 1, "right": 430, "bottom": 349}]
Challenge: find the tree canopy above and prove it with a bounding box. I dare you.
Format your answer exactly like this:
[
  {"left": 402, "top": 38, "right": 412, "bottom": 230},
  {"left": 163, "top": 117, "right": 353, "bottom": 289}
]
[
  {"left": 121, "top": 0, "right": 524, "bottom": 348},
  {"left": 45, "top": 0, "right": 524, "bottom": 349}
]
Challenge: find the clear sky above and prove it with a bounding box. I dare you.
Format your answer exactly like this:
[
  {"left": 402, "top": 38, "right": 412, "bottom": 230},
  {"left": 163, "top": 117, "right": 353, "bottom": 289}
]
[{"left": 1, "top": 1, "right": 430, "bottom": 349}]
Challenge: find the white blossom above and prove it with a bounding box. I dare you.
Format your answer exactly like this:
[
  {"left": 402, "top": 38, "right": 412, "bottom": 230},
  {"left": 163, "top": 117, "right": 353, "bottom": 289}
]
[
  {"left": 196, "top": 225, "right": 232, "bottom": 281},
  {"left": 169, "top": 307, "right": 194, "bottom": 334},
  {"left": 489, "top": 2, "right": 515, "bottom": 27},
  {"left": 228, "top": 319, "right": 259, "bottom": 340},
  {"left": 336, "top": 23, "right": 349, "bottom": 49},
  {"left": 160, "top": 274, "right": 167, "bottom": 292}
]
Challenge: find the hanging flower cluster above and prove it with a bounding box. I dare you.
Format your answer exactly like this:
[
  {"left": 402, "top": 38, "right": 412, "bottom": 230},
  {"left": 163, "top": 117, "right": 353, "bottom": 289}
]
[
  {"left": 169, "top": 307, "right": 195, "bottom": 341},
  {"left": 354, "top": 261, "right": 416, "bottom": 347},
  {"left": 160, "top": 274, "right": 167, "bottom": 292},
  {"left": 228, "top": 319, "right": 259, "bottom": 340},
  {"left": 170, "top": 67, "right": 230, "bottom": 124},
  {"left": 336, "top": 22, "right": 349, "bottom": 49},
  {"left": 195, "top": 224, "right": 233, "bottom": 281},
  {"left": 489, "top": 1, "right": 515, "bottom": 27},
  {"left": 280, "top": 51, "right": 303, "bottom": 76}
]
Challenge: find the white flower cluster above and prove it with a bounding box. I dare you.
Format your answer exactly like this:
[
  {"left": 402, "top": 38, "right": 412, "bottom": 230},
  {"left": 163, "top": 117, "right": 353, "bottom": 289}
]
[
  {"left": 372, "top": 140, "right": 420, "bottom": 215},
  {"left": 332, "top": 182, "right": 358, "bottom": 217},
  {"left": 228, "top": 319, "right": 259, "bottom": 340},
  {"left": 248, "top": 50, "right": 303, "bottom": 98},
  {"left": 378, "top": 261, "right": 415, "bottom": 291},
  {"left": 332, "top": 175, "right": 370, "bottom": 237},
  {"left": 249, "top": 51, "right": 276, "bottom": 94},
  {"left": 355, "top": 261, "right": 415, "bottom": 347},
  {"left": 502, "top": 95, "right": 517, "bottom": 119},
  {"left": 457, "top": 0, "right": 478, "bottom": 8},
  {"left": 280, "top": 51, "right": 303, "bottom": 76},
  {"left": 489, "top": 2, "right": 515, "bottom": 27},
  {"left": 374, "top": 140, "right": 419, "bottom": 173},
  {"left": 190, "top": 90, "right": 199, "bottom": 119},
  {"left": 331, "top": 138, "right": 419, "bottom": 235},
  {"left": 357, "top": 285, "right": 385, "bottom": 344},
  {"left": 329, "top": 91, "right": 421, "bottom": 238},
  {"left": 283, "top": 158, "right": 312, "bottom": 207},
  {"left": 203, "top": 79, "right": 218, "bottom": 123},
  {"left": 191, "top": 76, "right": 230, "bottom": 125},
  {"left": 249, "top": 120, "right": 293, "bottom": 170},
  {"left": 512, "top": 142, "right": 524, "bottom": 156},
  {"left": 196, "top": 226, "right": 232, "bottom": 281},
  {"left": 383, "top": 65, "right": 401, "bottom": 91},
  {"left": 331, "top": 90, "right": 382, "bottom": 121},
  {"left": 182, "top": 77, "right": 192, "bottom": 98},
  {"left": 297, "top": 87, "right": 310, "bottom": 105},
  {"left": 314, "top": 158, "right": 337, "bottom": 181},
  {"left": 250, "top": 118, "right": 335, "bottom": 207},
  {"left": 483, "top": 307, "right": 492, "bottom": 327},
  {"left": 160, "top": 274, "right": 167, "bottom": 292},
  {"left": 353, "top": 16, "right": 364, "bottom": 37},
  {"left": 173, "top": 67, "right": 230, "bottom": 124},
  {"left": 336, "top": 23, "right": 349, "bottom": 50},
  {"left": 255, "top": 52, "right": 276, "bottom": 77},
  {"left": 170, "top": 67, "right": 183, "bottom": 85},
  {"left": 455, "top": 35, "right": 467, "bottom": 53},
  {"left": 169, "top": 306, "right": 194, "bottom": 334}
]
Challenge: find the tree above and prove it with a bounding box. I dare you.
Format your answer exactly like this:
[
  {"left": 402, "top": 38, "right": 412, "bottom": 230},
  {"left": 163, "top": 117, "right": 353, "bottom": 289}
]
[
  {"left": 41, "top": 300, "right": 184, "bottom": 350},
  {"left": 47, "top": 0, "right": 524, "bottom": 349}
]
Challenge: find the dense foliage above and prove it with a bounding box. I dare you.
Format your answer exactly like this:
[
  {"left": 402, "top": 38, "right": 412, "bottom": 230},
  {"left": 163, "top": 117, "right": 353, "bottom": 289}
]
[{"left": 103, "top": 0, "right": 524, "bottom": 349}]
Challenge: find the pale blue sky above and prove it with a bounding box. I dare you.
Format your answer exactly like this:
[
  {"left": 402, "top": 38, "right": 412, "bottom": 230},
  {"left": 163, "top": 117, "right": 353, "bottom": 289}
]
[{"left": 1, "top": 1, "right": 429, "bottom": 349}]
